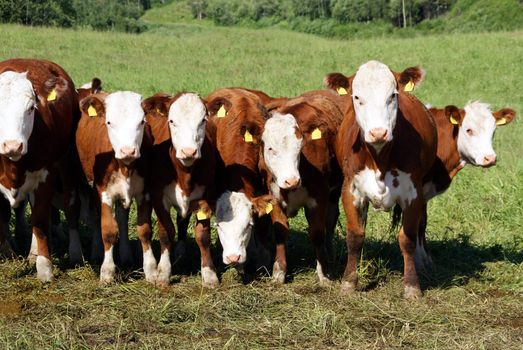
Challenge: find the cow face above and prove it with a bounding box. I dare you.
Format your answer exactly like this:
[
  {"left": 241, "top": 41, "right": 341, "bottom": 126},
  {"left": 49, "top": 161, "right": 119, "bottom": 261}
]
[
  {"left": 168, "top": 93, "right": 207, "bottom": 167},
  {"left": 0, "top": 71, "right": 36, "bottom": 161},
  {"left": 82, "top": 92, "right": 145, "bottom": 164},
  {"left": 262, "top": 112, "right": 303, "bottom": 190},
  {"left": 450, "top": 102, "right": 515, "bottom": 167},
  {"left": 215, "top": 191, "right": 273, "bottom": 266}
]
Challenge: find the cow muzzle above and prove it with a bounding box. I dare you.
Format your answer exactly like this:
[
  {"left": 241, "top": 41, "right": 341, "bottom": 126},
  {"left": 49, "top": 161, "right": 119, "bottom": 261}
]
[
  {"left": 1, "top": 140, "right": 24, "bottom": 160},
  {"left": 118, "top": 146, "right": 138, "bottom": 163},
  {"left": 368, "top": 128, "right": 389, "bottom": 144},
  {"left": 481, "top": 154, "right": 497, "bottom": 167},
  {"left": 281, "top": 176, "right": 301, "bottom": 190}
]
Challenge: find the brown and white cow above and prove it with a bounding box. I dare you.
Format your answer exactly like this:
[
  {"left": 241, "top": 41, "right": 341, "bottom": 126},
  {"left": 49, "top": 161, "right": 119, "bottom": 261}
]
[
  {"left": 257, "top": 90, "right": 345, "bottom": 283},
  {"left": 0, "top": 58, "right": 79, "bottom": 281},
  {"left": 410, "top": 102, "right": 516, "bottom": 266},
  {"left": 76, "top": 91, "right": 153, "bottom": 283},
  {"left": 324, "top": 60, "right": 437, "bottom": 298},
  {"left": 143, "top": 92, "right": 216, "bottom": 287},
  {"left": 205, "top": 88, "right": 274, "bottom": 273}
]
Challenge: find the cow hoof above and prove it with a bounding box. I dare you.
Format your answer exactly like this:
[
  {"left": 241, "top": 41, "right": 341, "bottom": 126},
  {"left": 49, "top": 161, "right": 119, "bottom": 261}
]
[
  {"left": 36, "top": 256, "right": 53, "bottom": 283},
  {"left": 100, "top": 263, "right": 116, "bottom": 285},
  {"left": 201, "top": 267, "right": 219, "bottom": 288},
  {"left": 318, "top": 276, "right": 333, "bottom": 287},
  {"left": 404, "top": 285, "right": 422, "bottom": 299},
  {"left": 173, "top": 241, "right": 186, "bottom": 261},
  {"left": 340, "top": 281, "right": 357, "bottom": 295},
  {"left": 272, "top": 262, "right": 286, "bottom": 284}
]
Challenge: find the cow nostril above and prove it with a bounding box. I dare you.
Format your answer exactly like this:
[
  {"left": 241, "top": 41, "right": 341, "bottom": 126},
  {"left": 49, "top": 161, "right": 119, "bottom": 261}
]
[
  {"left": 226, "top": 255, "right": 241, "bottom": 264},
  {"left": 483, "top": 155, "right": 496, "bottom": 166},
  {"left": 369, "top": 128, "right": 388, "bottom": 141},
  {"left": 182, "top": 148, "right": 197, "bottom": 158},
  {"left": 2, "top": 141, "right": 23, "bottom": 155},
  {"left": 284, "top": 177, "right": 300, "bottom": 189}
]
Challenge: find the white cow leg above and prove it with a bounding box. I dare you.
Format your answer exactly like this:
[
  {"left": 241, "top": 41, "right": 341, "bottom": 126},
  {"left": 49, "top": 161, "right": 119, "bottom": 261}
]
[{"left": 100, "top": 245, "right": 116, "bottom": 284}]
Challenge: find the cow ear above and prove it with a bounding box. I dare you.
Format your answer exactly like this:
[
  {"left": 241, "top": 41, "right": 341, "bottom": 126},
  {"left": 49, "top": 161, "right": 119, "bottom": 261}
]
[
  {"left": 80, "top": 95, "right": 105, "bottom": 118},
  {"left": 90, "top": 77, "right": 102, "bottom": 93},
  {"left": 493, "top": 108, "right": 516, "bottom": 126},
  {"left": 142, "top": 93, "right": 172, "bottom": 117},
  {"left": 445, "top": 105, "right": 462, "bottom": 125},
  {"left": 265, "top": 98, "right": 288, "bottom": 111},
  {"left": 397, "top": 66, "right": 425, "bottom": 92},
  {"left": 251, "top": 194, "right": 276, "bottom": 217},
  {"left": 206, "top": 96, "right": 232, "bottom": 118},
  {"left": 40, "top": 76, "right": 69, "bottom": 104},
  {"left": 324, "top": 72, "right": 351, "bottom": 95}
]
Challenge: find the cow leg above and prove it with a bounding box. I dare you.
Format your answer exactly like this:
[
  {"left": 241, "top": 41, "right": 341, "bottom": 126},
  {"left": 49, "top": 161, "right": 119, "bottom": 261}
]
[
  {"left": 174, "top": 213, "right": 189, "bottom": 261},
  {"left": 136, "top": 198, "right": 156, "bottom": 283},
  {"left": 154, "top": 204, "right": 175, "bottom": 287},
  {"left": 115, "top": 203, "right": 133, "bottom": 268},
  {"left": 99, "top": 202, "right": 118, "bottom": 284},
  {"left": 63, "top": 190, "right": 83, "bottom": 265},
  {"left": 14, "top": 200, "right": 29, "bottom": 255},
  {"left": 325, "top": 187, "right": 341, "bottom": 264},
  {"left": 195, "top": 217, "right": 218, "bottom": 287},
  {"left": 415, "top": 203, "right": 432, "bottom": 270},
  {"left": 340, "top": 181, "right": 368, "bottom": 294},
  {"left": 399, "top": 198, "right": 423, "bottom": 299},
  {"left": 271, "top": 205, "right": 289, "bottom": 284},
  {"left": 305, "top": 203, "right": 331, "bottom": 285},
  {"left": 89, "top": 195, "right": 104, "bottom": 264},
  {"left": 0, "top": 198, "right": 16, "bottom": 259},
  {"left": 50, "top": 206, "right": 66, "bottom": 256},
  {"left": 31, "top": 176, "right": 55, "bottom": 282}
]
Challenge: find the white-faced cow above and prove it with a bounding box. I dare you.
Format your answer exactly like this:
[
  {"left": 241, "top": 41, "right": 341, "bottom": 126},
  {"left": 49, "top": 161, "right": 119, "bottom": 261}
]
[
  {"left": 0, "top": 58, "right": 79, "bottom": 281},
  {"left": 76, "top": 91, "right": 153, "bottom": 284},
  {"left": 324, "top": 60, "right": 437, "bottom": 298},
  {"left": 143, "top": 92, "right": 216, "bottom": 287}
]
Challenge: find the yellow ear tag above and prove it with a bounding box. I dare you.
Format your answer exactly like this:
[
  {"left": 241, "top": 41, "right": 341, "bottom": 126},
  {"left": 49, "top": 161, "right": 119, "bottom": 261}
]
[
  {"left": 244, "top": 130, "right": 253, "bottom": 143},
  {"left": 87, "top": 105, "right": 97, "bottom": 117},
  {"left": 265, "top": 202, "right": 273, "bottom": 215},
  {"left": 404, "top": 80, "right": 414, "bottom": 92},
  {"left": 47, "top": 89, "right": 57, "bottom": 101},
  {"left": 311, "top": 128, "right": 322, "bottom": 140},
  {"left": 496, "top": 117, "right": 507, "bottom": 126},
  {"left": 196, "top": 209, "right": 208, "bottom": 221},
  {"left": 449, "top": 115, "right": 459, "bottom": 125},
  {"left": 336, "top": 87, "right": 348, "bottom": 95},
  {"left": 217, "top": 105, "right": 227, "bottom": 118}
]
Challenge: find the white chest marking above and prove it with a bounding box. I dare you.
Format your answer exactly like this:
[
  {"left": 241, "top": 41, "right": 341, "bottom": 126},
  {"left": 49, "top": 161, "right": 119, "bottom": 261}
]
[
  {"left": 101, "top": 169, "right": 144, "bottom": 208},
  {"left": 270, "top": 181, "right": 317, "bottom": 217},
  {"left": 163, "top": 182, "right": 205, "bottom": 218},
  {"left": 0, "top": 169, "right": 48, "bottom": 208},
  {"left": 351, "top": 167, "right": 417, "bottom": 210}
]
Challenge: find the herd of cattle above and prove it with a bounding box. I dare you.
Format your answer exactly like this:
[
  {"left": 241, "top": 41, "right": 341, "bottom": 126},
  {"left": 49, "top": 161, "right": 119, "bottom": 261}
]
[{"left": 0, "top": 58, "right": 515, "bottom": 299}]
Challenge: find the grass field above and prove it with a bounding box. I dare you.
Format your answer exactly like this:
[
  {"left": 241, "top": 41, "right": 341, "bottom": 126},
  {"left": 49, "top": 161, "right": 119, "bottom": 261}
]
[{"left": 0, "top": 22, "right": 522, "bottom": 349}]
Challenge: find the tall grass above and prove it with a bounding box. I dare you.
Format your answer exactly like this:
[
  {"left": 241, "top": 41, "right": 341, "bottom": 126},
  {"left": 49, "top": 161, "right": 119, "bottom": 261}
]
[{"left": 0, "top": 23, "right": 522, "bottom": 348}]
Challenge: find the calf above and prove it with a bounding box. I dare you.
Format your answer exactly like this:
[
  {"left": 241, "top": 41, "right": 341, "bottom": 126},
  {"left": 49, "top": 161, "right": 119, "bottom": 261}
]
[
  {"left": 324, "top": 60, "right": 437, "bottom": 298},
  {"left": 205, "top": 88, "right": 273, "bottom": 273},
  {"left": 259, "top": 90, "right": 345, "bottom": 283},
  {"left": 411, "top": 102, "right": 516, "bottom": 266},
  {"left": 143, "top": 92, "right": 216, "bottom": 287},
  {"left": 0, "top": 58, "right": 79, "bottom": 281},
  {"left": 76, "top": 91, "right": 153, "bottom": 283}
]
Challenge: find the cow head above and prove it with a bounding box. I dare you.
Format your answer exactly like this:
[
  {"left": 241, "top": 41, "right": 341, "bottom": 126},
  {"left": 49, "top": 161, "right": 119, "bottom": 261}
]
[
  {"left": 215, "top": 191, "right": 274, "bottom": 266},
  {"left": 447, "top": 102, "right": 515, "bottom": 167},
  {"left": 81, "top": 91, "right": 145, "bottom": 164},
  {"left": 0, "top": 71, "right": 37, "bottom": 161},
  {"left": 262, "top": 112, "right": 303, "bottom": 190},
  {"left": 325, "top": 61, "right": 424, "bottom": 151}
]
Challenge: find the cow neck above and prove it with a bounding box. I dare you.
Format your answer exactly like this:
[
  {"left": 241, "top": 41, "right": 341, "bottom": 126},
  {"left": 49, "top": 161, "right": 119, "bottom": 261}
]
[
  {"left": 356, "top": 128, "right": 394, "bottom": 174},
  {"left": 444, "top": 125, "right": 464, "bottom": 179},
  {"left": 0, "top": 155, "right": 27, "bottom": 188},
  {"left": 169, "top": 145, "right": 196, "bottom": 193},
  {"left": 116, "top": 158, "right": 137, "bottom": 178}
]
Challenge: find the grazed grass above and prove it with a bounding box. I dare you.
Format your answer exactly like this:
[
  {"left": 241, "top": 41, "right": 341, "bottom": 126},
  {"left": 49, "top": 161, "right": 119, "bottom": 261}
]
[{"left": 0, "top": 23, "right": 522, "bottom": 349}]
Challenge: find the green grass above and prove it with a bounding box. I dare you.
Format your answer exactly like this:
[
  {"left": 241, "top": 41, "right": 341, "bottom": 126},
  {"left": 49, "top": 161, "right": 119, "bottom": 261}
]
[{"left": 0, "top": 23, "right": 522, "bottom": 348}]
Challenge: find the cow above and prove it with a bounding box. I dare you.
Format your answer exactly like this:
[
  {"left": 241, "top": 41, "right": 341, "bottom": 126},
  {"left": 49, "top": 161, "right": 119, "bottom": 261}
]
[
  {"left": 0, "top": 58, "right": 79, "bottom": 281},
  {"left": 324, "top": 60, "right": 437, "bottom": 298},
  {"left": 76, "top": 91, "right": 153, "bottom": 284},
  {"left": 257, "top": 90, "right": 345, "bottom": 283},
  {"left": 409, "top": 102, "right": 516, "bottom": 267},
  {"left": 205, "top": 88, "right": 274, "bottom": 277},
  {"left": 142, "top": 92, "right": 216, "bottom": 287}
]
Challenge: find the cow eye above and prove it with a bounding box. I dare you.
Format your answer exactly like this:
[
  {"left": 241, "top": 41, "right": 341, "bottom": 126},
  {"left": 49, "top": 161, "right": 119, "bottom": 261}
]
[
  {"left": 353, "top": 95, "right": 359, "bottom": 100},
  {"left": 169, "top": 119, "right": 174, "bottom": 125},
  {"left": 106, "top": 121, "right": 111, "bottom": 126},
  {"left": 141, "top": 119, "right": 146, "bottom": 125},
  {"left": 466, "top": 129, "right": 474, "bottom": 136}
]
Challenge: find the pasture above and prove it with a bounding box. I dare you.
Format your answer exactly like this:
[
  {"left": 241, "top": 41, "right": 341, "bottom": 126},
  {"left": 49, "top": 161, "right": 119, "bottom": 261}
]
[{"left": 0, "top": 23, "right": 522, "bottom": 349}]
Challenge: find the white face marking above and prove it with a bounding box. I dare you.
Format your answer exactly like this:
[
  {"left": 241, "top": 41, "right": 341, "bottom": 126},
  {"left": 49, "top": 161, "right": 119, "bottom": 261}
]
[
  {"left": 0, "top": 71, "right": 36, "bottom": 160},
  {"left": 162, "top": 183, "right": 205, "bottom": 218},
  {"left": 457, "top": 102, "right": 498, "bottom": 166},
  {"left": 215, "top": 191, "right": 253, "bottom": 265},
  {"left": 351, "top": 167, "right": 417, "bottom": 210},
  {"left": 262, "top": 113, "right": 303, "bottom": 189},
  {"left": 0, "top": 169, "right": 48, "bottom": 207},
  {"left": 104, "top": 91, "right": 145, "bottom": 163},
  {"left": 168, "top": 93, "right": 207, "bottom": 167},
  {"left": 100, "top": 169, "right": 144, "bottom": 209},
  {"left": 352, "top": 61, "right": 398, "bottom": 150}
]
